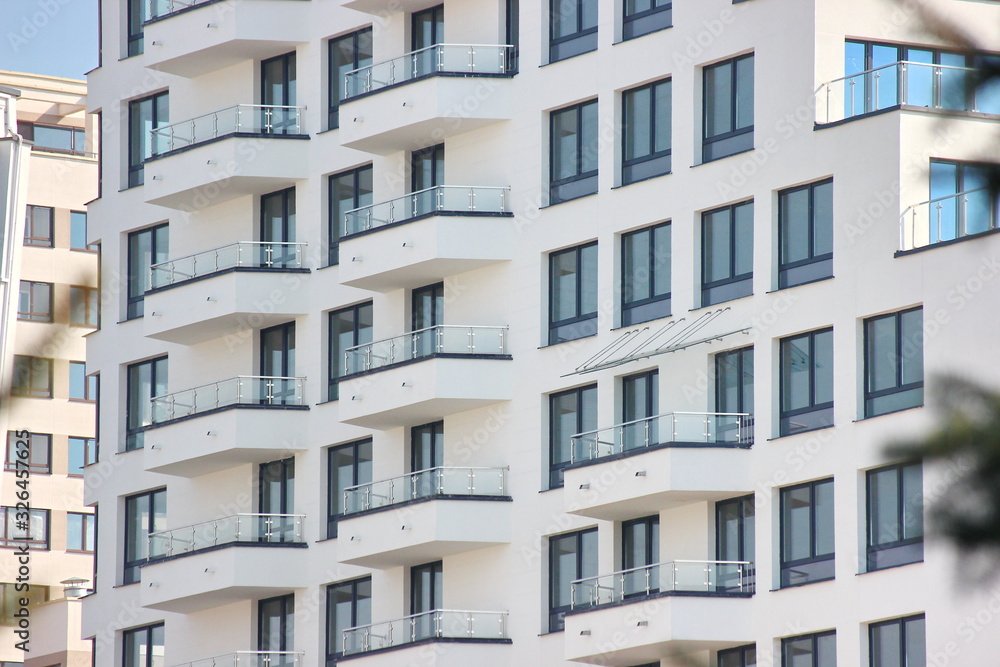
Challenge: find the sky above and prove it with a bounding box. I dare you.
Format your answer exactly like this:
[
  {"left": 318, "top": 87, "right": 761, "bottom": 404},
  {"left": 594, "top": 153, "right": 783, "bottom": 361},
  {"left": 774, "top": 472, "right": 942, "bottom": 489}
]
[{"left": 1, "top": 0, "right": 98, "bottom": 81}]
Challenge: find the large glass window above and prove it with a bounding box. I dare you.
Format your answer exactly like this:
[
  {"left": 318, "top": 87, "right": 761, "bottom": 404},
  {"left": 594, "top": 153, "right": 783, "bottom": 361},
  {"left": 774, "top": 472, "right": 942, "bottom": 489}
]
[
  {"left": 127, "top": 223, "right": 168, "bottom": 319},
  {"left": 864, "top": 308, "right": 923, "bottom": 417},
  {"left": 69, "top": 361, "right": 96, "bottom": 401},
  {"left": 703, "top": 54, "right": 754, "bottom": 162},
  {"left": 123, "top": 623, "right": 164, "bottom": 667},
  {"left": 549, "top": 242, "right": 598, "bottom": 344},
  {"left": 326, "top": 577, "right": 371, "bottom": 664},
  {"left": 0, "top": 507, "right": 49, "bottom": 549},
  {"left": 19, "top": 122, "right": 88, "bottom": 156},
  {"left": 717, "top": 494, "right": 755, "bottom": 591},
  {"left": 124, "top": 489, "right": 166, "bottom": 584},
  {"left": 867, "top": 463, "right": 923, "bottom": 571},
  {"left": 779, "top": 179, "right": 833, "bottom": 289},
  {"left": 329, "top": 28, "right": 373, "bottom": 127},
  {"left": 327, "top": 439, "right": 373, "bottom": 537},
  {"left": 702, "top": 201, "right": 753, "bottom": 306},
  {"left": 24, "top": 205, "right": 53, "bottom": 247},
  {"left": 68, "top": 512, "right": 96, "bottom": 552},
  {"left": 411, "top": 5, "right": 445, "bottom": 77},
  {"left": 780, "top": 478, "right": 835, "bottom": 587},
  {"left": 870, "top": 615, "right": 925, "bottom": 667},
  {"left": 622, "top": 222, "right": 671, "bottom": 326},
  {"left": 328, "top": 302, "right": 374, "bottom": 400},
  {"left": 126, "top": 356, "right": 168, "bottom": 450},
  {"left": 5, "top": 432, "right": 51, "bottom": 474},
  {"left": 549, "top": 384, "right": 597, "bottom": 487},
  {"left": 258, "top": 594, "right": 295, "bottom": 657},
  {"left": 622, "top": 79, "right": 671, "bottom": 184},
  {"left": 623, "top": 0, "right": 671, "bottom": 40},
  {"left": 68, "top": 437, "right": 97, "bottom": 476},
  {"left": 71, "top": 211, "right": 97, "bottom": 251},
  {"left": 622, "top": 369, "right": 658, "bottom": 451},
  {"left": 549, "top": 528, "right": 598, "bottom": 632},
  {"left": 782, "top": 631, "right": 836, "bottom": 667},
  {"left": 261, "top": 52, "right": 297, "bottom": 133},
  {"left": 550, "top": 0, "right": 597, "bottom": 62},
  {"left": 621, "top": 516, "right": 659, "bottom": 597},
  {"left": 719, "top": 645, "right": 757, "bottom": 667},
  {"left": 716, "top": 346, "right": 754, "bottom": 443},
  {"left": 11, "top": 356, "right": 52, "bottom": 398},
  {"left": 17, "top": 281, "right": 52, "bottom": 321},
  {"left": 550, "top": 100, "right": 599, "bottom": 204},
  {"left": 928, "top": 160, "right": 998, "bottom": 245},
  {"left": 328, "top": 164, "right": 373, "bottom": 265},
  {"left": 779, "top": 328, "right": 834, "bottom": 436},
  {"left": 126, "top": 0, "right": 148, "bottom": 56},
  {"left": 70, "top": 286, "right": 99, "bottom": 327},
  {"left": 128, "top": 92, "right": 168, "bottom": 187}
]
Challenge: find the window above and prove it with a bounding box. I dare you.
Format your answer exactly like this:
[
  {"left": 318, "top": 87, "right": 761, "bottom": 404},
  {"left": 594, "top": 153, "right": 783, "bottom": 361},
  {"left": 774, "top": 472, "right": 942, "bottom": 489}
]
[
  {"left": 717, "top": 495, "right": 755, "bottom": 591},
  {"left": 328, "top": 164, "right": 373, "bottom": 265},
  {"left": 549, "top": 242, "right": 598, "bottom": 344},
  {"left": 259, "top": 594, "right": 295, "bottom": 655},
  {"left": 928, "top": 160, "right": 998, "bottom": 245},
  {"left": 870, "top": 615, "right": 925, "bottom": 667},
  {"left": 126, "top": 356, "right": 168, "bottom": 450},
  {"left": 12, "top": 356, "right": 53, "bottom": 398},
  {"left": 128, "top": 92, "right": 168, "bottom": 187},
  {"left": 549, "top": 384, "right": 597, "bottom": 487},
  {"left": 622, "top": 222, "right": 671, "bottom": 326},
  {"left": 5, "top": 432, "right": 51, "bottom": 474},
  {"left": 550, "top": 0, "right": 597, "bottom": 62},
  {"left": 67, "top": 512, "right": 96, "bottom": 552},
  {"left": 622, "top": 369, "right": 658, "bottom": 450},
  {"left": 779, "top": 328, "right": 833, "bottom": 436},
  {"left": 780, "top": 478, "right": 834, "bottom": 587},
  {"left": 126, "top": 0, "right": 147, "bottom": 56},
  {"left": 411, "top": 5, "right": 445, "bottom": 78},
  {"left": 126, "top": 223, "right": 168, "bottom": 319},
  {"left": 716, "top": 346, "right": 754, "bottom": 443},
  {"left": 328, "top": 302, "right": 373, "bottom": 400},
  {"left": 622, "top": 79, "right": 671, "bottom": 184},
  {"left": 864, "top": 308, "right": 924, "bottom": 417},
  {"left": 1, "top": 583, "right": 49, "bottom": 624},
  {"left": 0, "top": 507, "right": 49, "bottom": 549},
  {"left": 124, "top": 489, "right": 166, "bottom": 584},
  {"left": 329, "top": 28, "right": 373, "bottom": 128},
  {"left": 782, "top": 631, "right": 836, "bottom": 667},
  {"left": 867, "top": 463, "right": 923, "bottom": 571},
  {"left": 326, "top": 577, "right": 371, "bottom": 664},
  {"left": 550, "top": 100, "right": 599, "bottom": 204},
  {"left": 549, "top": 528, "right": 597, "bottom": 631},
  {"left": 19, "top": 122, "right": 87, "bottom": 156},
  {"left": 17, "top": 281, "right": 52, "bottom": 321},
  {"left": 70, "top": 211, "right": 97, "bottom": 251},
  {"left": 68, "top": 437, "right": 97, "bottom": 476},
  {"left": 703, "top": 54, "right": 754, "bottom": 162},
  {"left": 623, "top": 0, "right": 671, "bottom": 40},
  {"left": 719, "top": 645, "right": 757, "bottom": 667},
  {"left": 702, "top": 201, "right": 753, "bottom": 306},
  {"left": 328, "top": 439, "right": 373, "bottom": 537},
  {"left": 261, "top": 52, "right": 297, "bottom": 134},
  {"left": 69, "top": 361, "right": 96, "bottom": 401},
  {"left": 779, "top": 179, "right": 833, "bottom": 289},
  {"left": 70, "top": 286, "right": 99, "bottom": 327},
  {"left": 123, "top": 623, "right": 164, "bottom": 667},
  {"left": 621, "top": 516, "right": 659, "bottom": 597},
  {"left": 24, "top": 205, "right": 53, "bottom": 247}
]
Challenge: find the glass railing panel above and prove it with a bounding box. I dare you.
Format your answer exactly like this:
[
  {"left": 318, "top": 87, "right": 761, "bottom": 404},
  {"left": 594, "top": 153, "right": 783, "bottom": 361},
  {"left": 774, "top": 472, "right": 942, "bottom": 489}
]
[
  {"left": 171, "top": 651, "right": 304, "bottom": 667},
  {"left": 343, "top": 185, "right": 511, "bottom": 237},
  {"left": 570, "top": 560, "right": 754, "bottom": 609},
  {"left": 343, "top": 325, "right": 509, "bottom": 375},
  {"left": 900, "top": 188, "right": 997, "bottom": 250},
  {"left": 344, "top": 44, "right": 512, "bottom": 98},
  {"left": 343, "top": 467, "right": 507, "bottom": 514},
  {"left": 150, "top": 376, "right": 305, "bottom": 423},
  {"left": 151, "top": 105, "right": 304, "bottom": 156},
  {"left": 342, "top": 610, "right": 509, "bottom": 656},
  {"left": 149, "top": 242, "right": 305, "bottom": 289},
  {"left": 148, "top": 514, "right": 304, "bottom": 560}
]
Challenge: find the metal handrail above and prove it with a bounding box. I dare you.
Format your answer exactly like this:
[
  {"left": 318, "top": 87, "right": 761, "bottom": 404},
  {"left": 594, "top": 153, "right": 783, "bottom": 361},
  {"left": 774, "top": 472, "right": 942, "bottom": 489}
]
[
  {"left": 343, "top": 466, "right": 508, "bottom": 514},
  {"left": 342, "top": 609, "right": 509, "bottom": 656},
  {"left": 342, "top": 185, "right": 511, "bottom": 236},
  {"left": 899, "top": 187, "right": 994, "bottom": 250},
  {"left": 147, "top": 513, "right": 306, "bottom": 560},
  {"left": 150, "top": 104, "right": 305, "bottom": 156},
  {"left": 149, "top": 241, "right": 307, "bottom": 289},
  {"left": 819, "top": 60, "right": 978, "bottom": 90},
  {"left": 169, "top": 651, "right": 306, "bottom": 667},
  {"left": 150, "top": 375, "right": 306, "bottom": 423},
  {"left": 342, "top": 325, "right": 509, "bottom": 375}
]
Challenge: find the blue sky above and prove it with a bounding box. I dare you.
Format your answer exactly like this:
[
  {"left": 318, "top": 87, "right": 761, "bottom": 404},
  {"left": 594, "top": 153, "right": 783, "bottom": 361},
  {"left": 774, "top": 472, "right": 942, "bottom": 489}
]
[{"left": 1, "top": 0, "right": 98, "bottom": 80}]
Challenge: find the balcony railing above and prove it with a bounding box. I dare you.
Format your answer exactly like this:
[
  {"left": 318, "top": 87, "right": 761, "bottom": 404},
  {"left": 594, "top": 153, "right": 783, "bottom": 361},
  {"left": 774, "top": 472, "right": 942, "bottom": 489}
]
[
  {"left": 150, "top": 105, "right": 305, "bottom": 157},
  {"left": 170, "top": 651, "right": 304, "bottom": 667},
  {"left": 343, "top": 609, "right": 509, "bottom": 656},
  {"left": 817, "top": 60, "right": 1000, "bottom": 124},
  {"left": 570, "top": 560, "right": 755, "bottom": 609},
  {"left": 149, "top": 241, "right": 306, "bottom": 290},
  {"left": 343, "top": 325, "right": 508, "bottom": 375},
  {"left": 150, "top": 376, "right": 305, "bottom": 423},
  {"left": 343, "top": 185, "right": 510, "bottom": 237},
  {"left": 148, "top": 0, "right": 214, "bottom": 19},
  {"left": 343, "top": 466, "right": 507, "bottom": 514},
  {"left": 569, "top": 412, "right": 752, "bottom": 464},
  {"left": 899, "top": 187, "right": 998, "bottom": 251},
  {"left": 344, "top": 43, "right": 514, "bottom": 99},
  {"left": 148, "top": 513, "right": 304, "bottom": 560}
]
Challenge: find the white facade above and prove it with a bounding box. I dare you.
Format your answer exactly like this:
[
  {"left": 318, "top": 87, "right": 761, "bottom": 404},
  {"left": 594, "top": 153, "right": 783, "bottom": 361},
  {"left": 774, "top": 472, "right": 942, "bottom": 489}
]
[{"left": 84, "top": 0, "right": 1000, "bottom": 666}]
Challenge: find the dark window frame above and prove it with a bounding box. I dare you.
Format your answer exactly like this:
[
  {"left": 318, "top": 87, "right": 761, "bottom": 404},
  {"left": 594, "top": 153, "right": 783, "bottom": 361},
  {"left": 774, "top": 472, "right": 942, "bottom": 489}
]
[
  {"left": 69, "top": 361, "right": 97, "bottom": 401},
  {"left": 718, "top": 644, "right": 757, "bottom": 667},
  {"left": 622, "top": 78, "right": 672, "bottom": 185},
  {"left": 621, "top": 222, "right": 671, "bottom": 326},
  {"left": 548, "top": 527, "right": 598, "bottom": 632},
  {"left": 328, "top": 163, "right": 374, "bottom": 265},
  {"left": 549, "top": 0, "right": 598, "bottom": 63},
  {"left": 328, "top": 27, "right": 374, "bottom": 130},
  {"left": 549, "top": 383, "right": 597, "bottom": 488},
  {"left": 327, "top": 438, "right": 373, "bottom": 538},
  {"left": 67, "top": 512, "right": 96, "bottom": 552},
  {"left": 778, "top": 178, "right": 834, "bottom": 289},
  {"left": 866, "top": 462, "right": 924, "bottom": 572},
  {"left": 869, "top": 614, "right": 925, "bottom": 667},
  {"left": 927, "top": 159, "right": 1000, "bottom": 244},
  {"left": 71, "top": 210, "right": 98, "bottom": 251},
  {"left": 622, "top": 0, "right": 672, "bottom": 41},
  {"left": 125, "top": 0, "right": 147, "bottom": 57},
  {"left": 702, "top": 53, "right": 754, "bottom": 163},
  {"left": 701, "top": 201, "right": 753, "bottom": 306},
  {"left": 5, "top": 431, "right": 52, "bottom": 474},
  {"left": 128, "top": 92, "right": 168, "bottom": 188},
  {"left": 11, "top": 355, "right": 53, "bottom": 398},
  {"left": 548, "top": 241, "right": 599, "bottom": 345},
  {"left": 779, "top": 328, "right": 834, "bottom": 436},
  {"left": 258, "top": 593, "right": 295, "bottom": 653},
  {"left": 24, "top": 205, "right": 54, "bottom": 247},
  {"left": 325, "top": 576, "right": 372, "bottom": 664},
  {"left": 779, "top": 478, "right": 835, "bottom": 588},
  {"left": 327, "top": 301, "right": 374, "bottom": 400},
  {"left": 0, "top": 507, "right": 50, "bottom": 550},
  {"left": 125, "top": 355, "right": 168, "bottom": 451},
  {"left": 124, "top": 488, "right": 166, "bottom": 585},
  {"left": 126, "top": 223, "right": 168, "bottom": 320},
  {"left": 17, "top": 280, "right": 53, "bottom": 322},
  {"left": 864, "top": 307, "right": 924, "bottom": 418},
  {"left": 549, "top": 100, "right": 599, "bottom": 204},
  {"left": 68, "top": 436, "right": 98, "bottom": 477},
  {"left": 781, "top": 630, "right": 836, "bottom": 667}
]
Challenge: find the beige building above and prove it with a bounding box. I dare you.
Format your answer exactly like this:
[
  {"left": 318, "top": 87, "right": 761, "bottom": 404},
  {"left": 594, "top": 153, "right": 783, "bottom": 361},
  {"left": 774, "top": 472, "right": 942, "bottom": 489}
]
[{"left": 0, "top": 71, "right": 98, "bottom": 667}]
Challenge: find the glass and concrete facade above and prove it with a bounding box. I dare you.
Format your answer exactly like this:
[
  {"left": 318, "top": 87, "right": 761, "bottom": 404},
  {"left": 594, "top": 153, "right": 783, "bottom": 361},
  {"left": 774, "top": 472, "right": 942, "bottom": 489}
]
[{"left": 84, "top": 0, "right": 1000, "bottom": 666}]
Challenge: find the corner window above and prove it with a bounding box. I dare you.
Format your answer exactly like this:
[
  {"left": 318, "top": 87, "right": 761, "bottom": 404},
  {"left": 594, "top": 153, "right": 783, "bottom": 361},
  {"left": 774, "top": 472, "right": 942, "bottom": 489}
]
[
  {"left": 550, "top": 100, "right": 599, "bottom": 204},
  {"left": 550, "top": 0, "right": 597, "bottom": 62},
  {"left": 5, "top": 432, "right": 51, "bottom": 474},
  {"left": 864, "top": 307, "right": 923, "bottom": 417},
  {"left": 0, "top": 507, "right": 49, "bottom": 550},
  {"left": 326, "top": 577, "right": 372, "bottom": 663},
  {"left": 124, "top": 489, "right": 166, "bottom": 585},
  {"left": 128, "top": 92, "right": 169, "bottom": 187},
  {"left": 328, "top": 164, "right": 373, "bottom": 265},
  {"left": 24, "top": 205, "right": 53, "bottom": 247},
  {"left": 780, "top": 478, "right": 835, "bottom": 587},
  {"left": 327, "top": 439, "right": 373, "bottom": 537},
  {"left": 68, "top": 437, "right": 97, "bottom": 476},
  {"left": 622, "top": 79, "right": 671, "bottom": 184},
  {"left": 926, "top": 160, "right": 998, "bottom": 245},
  {"left": 779, "top": 328, "right": 833, "bottom": 436},
  {"left": 702, "top": 201, "right": 753, "bottom": 306},
  {"left": 17, "top": 281, "right": 52, "bottom": 321},
  {"left": 123, "top": 623, "right": 164, "bottom": 667},
  {"left": 549, "top": 242, "right": 598, "bottom": 344},
  {"left": 703, "top": 54, "right": 754, "bottom": 162},
  {"left": 782, "top": 631, "right": 836, "bottom": 667},
  {"left": 867, "top": 462, "right": 923, "bottom": 571},
  {"left": 126, "top": 356, "right": 168, "bottom": 451},
  {"left": 12, "top": 356, "right": 53, "bottom": 398},
  {"left": 549, "top": 384, "right": 597, "bottom": 488},
  {"left": 68, "top": 512, "right": 96, "bottom": 552},
  {"left": 329, "top": 28, "right": 373, "bottom": 128},
  {"left": 549, "top": 528, "right": 598, "bottom": 632},
  {"left": 70, "top": 286, "right": 99, "bottom": 327},
  {"left": 328, "top": 302, "right": 374, "bottom": 400},
  {"left": 779, "top": 179, "right": 833, "bottom": 289},
  {"left": 126, "top": 223, "right": 168, "bottom": 320},
  {"left": 870, "top": 615, "right": 925, "bottom": 667},
  {"left": 719, "top": 645, "right": 757, "bottom": 667},
  {"left": 622, "top": 222, "right": 671, "bottom": 326},
  {"left": 623, "top": 0, "right": 671, "bottom": 41},
  {"left": 71, "top": 211, "right": 97, "bottom": 251}
]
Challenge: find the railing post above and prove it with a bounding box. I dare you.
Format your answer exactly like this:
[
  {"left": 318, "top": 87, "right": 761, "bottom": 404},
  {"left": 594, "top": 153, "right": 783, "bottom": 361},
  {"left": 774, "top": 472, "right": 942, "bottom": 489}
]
[
  {"left": 874, "top": 70, "right": 880, "bottom": 110},
  {"left": 643, "top": 418, "right": 650, "bottom": 448},
  {"left": 235, "top": 106, "right": 242, "bottom": 134},
  {"left": 499, "top": 468, "right": 505, "bottom": 495},
  {"left": 468, "top": 186, "right": 476, "bottom": 211},
  {"left": 848, "top": 78, "right": 855, "bottom": 119},
  {"left": 467, "top": 468, "right": 474, "bottom": 494},
  {"left": 235, "top": 514, "right": 242, "bottom": 541},
  {"left": 704, "top": 413, "right": 711, "bottom": 441},
  {"left": 468, "top": 45, "right": 475, "bottom": 73},
  {"left": 467, "top": 327, "right": 475, "bottom": 353},
  {"left": 499, "top": 327, "right": 506, "bottom": 354},
  {"left": 436, "top": 186, "right": 444, "bottom": 211},
  {"left": 644, "top": 566, "right": 651, "bottom": 595},
  {"left": 437, "top": 326, "right": 445, "bottom": 354}
]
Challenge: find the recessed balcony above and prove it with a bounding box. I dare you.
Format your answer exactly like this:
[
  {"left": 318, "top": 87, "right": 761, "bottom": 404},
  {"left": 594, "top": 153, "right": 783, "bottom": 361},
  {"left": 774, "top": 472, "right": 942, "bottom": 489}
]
[
  {"left": 562, "top": 412, "right": 753, "bottom": 521},
  {"left": 337, "top": 467, "right": 511, "bottom": 568},
  {"left": 899, "top": 187, "right": 999, "bottom": 253},
  {"left": 338, "top": 186, "right": 514, "bottom": 292},
  {"left": 144, "top": 0, "right": 310, "bottom": 78},
  {"left": 143, "top": 376, "right": 308, "bottom": 477},
  {"left": 143, "top": 105, "right": 308, "bottom": 210},
  {"left": 144, "top": 241, "right": 309, "bottom": 344},
  {"left": 140, "top": 513, "right": 307, "bottom": 613},
  {"left": 564, "top": 560, "right": 754, "bottom": 666},
  {"left": 341, "top": 610, "right": 510, "bottom": 663},
  {"left": 173, "top": 651, "right": 304, "bottom": 667},
  {"left": 338, "top": 44, "right": 514, "bottom": 154}
]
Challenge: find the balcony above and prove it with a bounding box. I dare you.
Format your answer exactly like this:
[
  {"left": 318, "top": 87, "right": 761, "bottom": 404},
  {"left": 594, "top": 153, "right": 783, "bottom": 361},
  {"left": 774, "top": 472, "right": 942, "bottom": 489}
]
[
  {"left": 899, "top": 187, "right": 999, "bottom": 252},
  {"left": 140, "top": 514, "right": 307, "bottom": 613},
  {"left": 564, "top": 561, "right": 754, "bottom": 666},
  {"left": 816, "top": 60, "right": 1000, "bottom": 125},
  {"left": 144, "top": 0, "right": 310, "bottom": 78},
  {"left": 562, "top": 412, "right": 753, "bottom": 521},
  {"left": 337, "top": 467, "right": 510, "bottom": 568},
  {"left": 338, "top": 325, "right": 512, "bottom": 429},
  {"left": 143, "top": 377, "right": 308, "bottom": 477},
  {"left": 338, "top": 44, "right": 514, "bottom": 154},
  {"left": 172, "top": 652, "right": 304, "bottom": 667},
  {"left": 336, "top": 0, "right": 439, "bottom": 15},
  {"left": 144, "top": 105, "right": 308, "bottom": 210},
  {"left": 339, "top": 186, "right": 514, "bottom": 291},
  {"left": 144, "top": 241, "right": 309, "bottom": 344},
  {"left": 341, "top": 610, "right": 510, "bottom": 663}
]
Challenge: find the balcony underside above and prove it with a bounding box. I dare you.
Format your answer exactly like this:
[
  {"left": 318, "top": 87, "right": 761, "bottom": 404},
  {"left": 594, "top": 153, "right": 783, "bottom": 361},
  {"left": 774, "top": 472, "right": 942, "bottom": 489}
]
[{"left": 338, "top": 0, "right": 441, "bottom": 15}]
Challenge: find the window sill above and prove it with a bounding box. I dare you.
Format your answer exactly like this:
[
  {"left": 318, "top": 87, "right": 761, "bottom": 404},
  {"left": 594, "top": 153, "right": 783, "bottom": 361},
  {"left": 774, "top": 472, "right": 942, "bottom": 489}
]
[
  {"left": 691, "top": 146, "right": 756, "bottom": 168},
  {"left": 614, "top": 23, "right": 674, "bottom": 45},
  {"left": 540, "top": 191, "right": 598, "bottom": 209},
  {"left": 765, "top": 423, "right": 836, "bottom": 442},
  {"left": 853, "top": 404, "right": 923, "bottom": 423},
  {"left": 771, "top": 575, "right": 835, "bottom": 592},
  {"left": 541, "top": 49, "right": 598, "bottom": 68},
  {"left": 858, "top": 559, "right": 923, "bottom": 576},
  {"left": 537, "top": 332, "right": 598, "bottom": 349},
  {"left": 766, "top": 275, "right": 834, "bottom": 293},
  {"left": 689, "top": 291, "right": 753, "bottom": 313},
  {"left": 613, "top": 170, "right": 672, "bottom": 190}
]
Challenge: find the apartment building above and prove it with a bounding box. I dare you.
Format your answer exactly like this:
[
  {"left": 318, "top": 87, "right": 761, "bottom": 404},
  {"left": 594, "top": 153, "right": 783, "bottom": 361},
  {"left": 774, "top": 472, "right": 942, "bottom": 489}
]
[
  {"left": 0, "top": 72, "right": 99, "bottom": 667},
  {"left": 83, "top": 0, "right": 1000, "bottom": 665}
]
